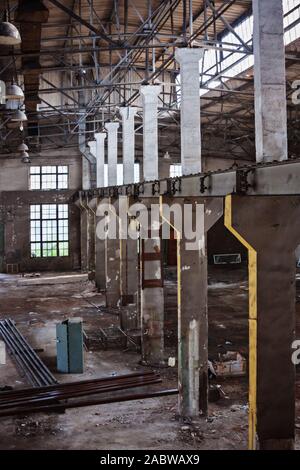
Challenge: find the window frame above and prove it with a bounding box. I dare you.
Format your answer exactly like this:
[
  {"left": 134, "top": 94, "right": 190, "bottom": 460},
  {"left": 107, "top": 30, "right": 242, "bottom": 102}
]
[
  {"left": 30, "top": 203, "right": 70, "bottom": 259},
  {"left": 170, "top": 164, "right": 182, "bottom": 178},
  {"left": 29, "top": 165, "right": 69, "bottom": 191}
]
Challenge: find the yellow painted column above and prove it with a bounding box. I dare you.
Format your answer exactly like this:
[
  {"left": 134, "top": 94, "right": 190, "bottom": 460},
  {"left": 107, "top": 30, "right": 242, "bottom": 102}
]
[{"left": 225, "top": 195, "right": 257, "bottom": 450}]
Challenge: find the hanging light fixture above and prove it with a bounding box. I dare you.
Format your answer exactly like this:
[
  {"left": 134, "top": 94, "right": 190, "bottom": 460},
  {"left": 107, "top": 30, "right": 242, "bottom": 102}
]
[
  {"left": 0, "top": 7, "right": 21, "bottom": 46},
  {"left": 6, "top": 109, "right": 27, "bottom": 129},
  {"left": 18, "top": 141, "right": 29, "bottom": 152},
  {"left": 5, "top": 84, "right": 24, "bottom": 101},
  {"left": 18, "top": 140, "right": 30, "bottom": 163},
  {"left": 20, "top": 150, "right": 31, "bottom": 164},
  {"left": 5, "top": 99, "right": 19, "bottom": 110},
  {"left": 9, "top": 109, "right": 27, "bottom": 122}
]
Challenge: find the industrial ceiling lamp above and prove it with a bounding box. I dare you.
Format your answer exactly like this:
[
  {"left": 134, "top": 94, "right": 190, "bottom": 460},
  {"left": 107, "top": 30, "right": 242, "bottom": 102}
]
[
  {"left": 5, "top": 84, "right": 24, "bottom": 101},
  {"left": 0, "top": 7, "right": 21, "bottom": 46},
  {"left": 18, "top": 141, "right": 29, "bottom": 152},
  {"left": 6, "top": 109, "right": 27, "bottom": 129},
  {"left": 20, "top": 150, "right": 31, "bottom": 164},
  {"left": 9, "top": 109, "right": 27, "bottom": 122},
  {"left": 5, "top": 98, "right": 20, "bottom": 110}
]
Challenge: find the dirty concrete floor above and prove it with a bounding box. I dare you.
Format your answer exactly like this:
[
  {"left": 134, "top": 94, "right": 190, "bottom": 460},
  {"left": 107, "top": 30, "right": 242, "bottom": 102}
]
[{"left": 0, "top": 268, "right": 299, "bottom": 450}]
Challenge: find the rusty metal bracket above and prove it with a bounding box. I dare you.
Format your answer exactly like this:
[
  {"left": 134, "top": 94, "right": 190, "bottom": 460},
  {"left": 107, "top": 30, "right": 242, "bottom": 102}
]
[
  {"left": 165, "top": 177, "right": 181, "bottom": 196},
  {"left": 200, "top": 174, "right": 210, "bottom": 194},
  {"left": 152, "top": 180, "right": 160, "bottom": 195},
  {"left": 108, "top": 186, "right": 118, "bottom": 198},
  {"left": 98, "top": 188, "right": 105, "bottom": 198},
  {"left": 172, "top": 177, "right": 182, "bottom": 195},
  {"left": 125, "top": 185, "right": 133, "bottom": 196},
  {"left": 236, "top": 168, "right": 255, "bottom": 194},
  {"left": 134, "top": 182, "right": 144, "bottom": 197}
]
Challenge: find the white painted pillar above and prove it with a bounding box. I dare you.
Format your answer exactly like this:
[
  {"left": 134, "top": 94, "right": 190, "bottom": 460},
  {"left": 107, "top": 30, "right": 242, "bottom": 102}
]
[
  {"left": 253, "top": 0, "right": 287, "bottom": 162},
  {"left": 140, "top": 85, "right": 161, "bottom": 181},
  {"left": 104, "top": 123, "right": 120, "bottom": 306},
  {"left": 119, "top": 107, "right": 139, "bottom": 311},
  {"left": 105, "top": 122, "right": 119, "bottom": 185},
  {"left": 140, "top": 86, "right": 164, "bottom": 366},
  {"left": 175, "top": 48, "right": 204, "bottom": 175},
  {"left": 94, "top": 132, "right": 106, "bottom": 188},
  {"left": 119, "top": 107, "right": 138, "bottom": 184},
  {"left": 93, "top": 133, "right": 107, "bottom": 291}
]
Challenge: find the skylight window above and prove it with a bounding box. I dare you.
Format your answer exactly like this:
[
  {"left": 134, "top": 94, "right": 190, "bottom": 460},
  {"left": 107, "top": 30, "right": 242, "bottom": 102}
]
[{"left": 198, "top": 0, "right": 300, "bottom": 96}]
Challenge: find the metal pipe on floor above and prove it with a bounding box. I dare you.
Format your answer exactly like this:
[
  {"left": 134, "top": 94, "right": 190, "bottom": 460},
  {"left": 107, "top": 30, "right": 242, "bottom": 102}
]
[
  {"left": 0, "top": 376, "right": 162, "bottom": 409},
  {"left": 0, "top": 319, "right": 57, "bottom": 387},
  {"left": 0, "top": 389, "right": 178, "bottom": 418}
]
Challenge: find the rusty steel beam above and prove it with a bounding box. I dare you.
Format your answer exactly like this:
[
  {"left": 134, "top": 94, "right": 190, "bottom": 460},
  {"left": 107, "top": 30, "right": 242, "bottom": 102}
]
[
  {"left": 78, "top": 158, "right": 300, "bottom": 200},
  {"left": 0, "top": 388, "right": 178, "bottom": 418},
  {"left": 47, "top": 0, "right": 121, "bottom": 47}
]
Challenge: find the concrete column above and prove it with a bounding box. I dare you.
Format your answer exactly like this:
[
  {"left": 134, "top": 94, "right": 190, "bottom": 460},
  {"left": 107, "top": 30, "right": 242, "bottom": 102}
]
[
  {"left": 104, "top": 123, "right": 120, "bottom": 305},
  {"left": 94, "top": 132, "right": 106, "bottom": 188},
  {"left": 87, "top": 197, "right": 96, "bottom": 271},
  {"left": 253, "top": 0, "right": 287, "bottom": 162},
  {"left": 118, "top": 108, "right": 139, "bottom": 309},
  {"left": 174, "top": 198, "right": 222, "bottom": 418},
  {"left": 120, "top": 236, "right": 139, "bottom": 306},
  {"left": 140, "top": 85, "right": 161, "bottom": 181},
  {"left": 105, "top": 197, "right": 121, "bottom": 308},
  {"left": 105, "top": 122, "right": 119, "bottom": 185},
  {"left": 87, "top": 140, "right": 96, "bottom": 162},
  {"left": 82, "top": 159, "right": 91, "bottom": 190},
  {"left": 95, "top": 197, "right": 106, "bottom": 291},
  {"left": 175, "top": 48, "right": 204, "bottom": 175},
  {"left": 119, "top": 196, "right": 139, "bottom": 308},
  {"left": 119, "top": 107, "right": 137, "bottom": 184},
  {"left": 139, "top": 85, "right": 165, "bottom": 365},
  {"left": 79, "top": 195, "right": 90, "bottom": 272},
  {"left": 225, "top": 195, "right": 300, "bottom": 450},
  {"left": 82, "top": 142, "right": 96, "bottom": 272},
  {"left": 94, "top": 133, "right": 106, "bottom": 290},
  {"left": 140, "top": 200, "right": 164, "bottom": 366}
]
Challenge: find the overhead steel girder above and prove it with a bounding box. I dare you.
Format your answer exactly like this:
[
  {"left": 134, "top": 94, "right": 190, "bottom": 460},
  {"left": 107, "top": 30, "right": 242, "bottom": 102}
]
[
  {"left": 78, "top": 158, "right": 300, "bottom": 200},
  {"left": 47, "top": 0, "right": 121, "bottom": 47}
]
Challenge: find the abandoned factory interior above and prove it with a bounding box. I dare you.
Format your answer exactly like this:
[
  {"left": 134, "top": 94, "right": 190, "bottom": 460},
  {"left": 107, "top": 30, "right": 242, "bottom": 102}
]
[{"left": 1, "top": 0, "right": 300, "bottom": 454}]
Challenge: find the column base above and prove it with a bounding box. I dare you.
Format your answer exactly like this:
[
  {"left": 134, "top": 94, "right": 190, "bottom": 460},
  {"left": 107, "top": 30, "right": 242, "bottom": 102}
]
[{"left": 259, "top": 438, "right": 294, "bottom": 450}]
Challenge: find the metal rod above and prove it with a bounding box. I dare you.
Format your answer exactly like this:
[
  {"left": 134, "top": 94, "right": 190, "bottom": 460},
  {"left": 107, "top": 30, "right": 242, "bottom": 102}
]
[
  {"left": 0, "top": 371, "right": 157, "bottom": 399},
  {"left": 0, "top": 319, "right": 57, "bottom": 387},
  {"left": 0, "top": 377, "right": 162, "bottom": 409},
  {"left": 0, "top": 389, "right": 178, "bottom": 418},
  {"left": 5, "top": 320, "right": 57, "bottom": 385}
]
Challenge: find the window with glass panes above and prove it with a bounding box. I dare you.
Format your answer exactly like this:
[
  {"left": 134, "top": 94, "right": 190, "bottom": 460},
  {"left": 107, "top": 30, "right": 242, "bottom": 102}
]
[
  {"left": 30, "top": 166, "right": 68, "bottom": 190},
  {"left": 170, "top": 164, "right": 182, "bottom": 178},
  {"left": 30, "top": 204, "right": 69, "bottom": 258}
]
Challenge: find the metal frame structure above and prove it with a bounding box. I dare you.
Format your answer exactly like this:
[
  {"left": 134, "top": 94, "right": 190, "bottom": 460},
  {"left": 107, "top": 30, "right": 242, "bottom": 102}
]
[
  {"left": 78, "top": 157, "right": 300, "bottom": 200},
  {"left": 0, "top": 0, "right": 299, "bottom": 162}
]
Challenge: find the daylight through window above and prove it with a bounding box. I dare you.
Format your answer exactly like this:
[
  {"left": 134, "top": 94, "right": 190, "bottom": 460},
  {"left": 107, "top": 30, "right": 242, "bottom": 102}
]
[
  {"left": 30, "top": 166, "right": 68, "bottom": 190},
  {"left": 30, "top": 204, "right": 69, "bottom": 258}
]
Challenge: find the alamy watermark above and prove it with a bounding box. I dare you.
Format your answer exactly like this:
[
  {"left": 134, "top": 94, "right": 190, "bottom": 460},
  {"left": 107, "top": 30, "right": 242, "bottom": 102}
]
[
  {"left": 85, "top": 196, "right": 205, "bottom": 251},
  {"left": 292, "top": 340, "right": 300, "bottom": 365},
  {"left": 0, "top": 80, "right": 6, "bottom": 105},
  {"left": 292, "top": 80, "right": 300, "bottom": 105}
]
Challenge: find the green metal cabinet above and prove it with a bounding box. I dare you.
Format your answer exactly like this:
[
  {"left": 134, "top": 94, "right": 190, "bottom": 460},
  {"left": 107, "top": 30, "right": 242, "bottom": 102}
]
[{"left": 56, "top": 318, "right": 84, "bottom": 374}]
